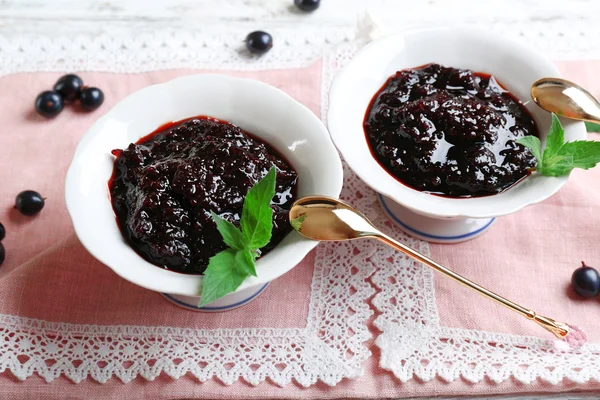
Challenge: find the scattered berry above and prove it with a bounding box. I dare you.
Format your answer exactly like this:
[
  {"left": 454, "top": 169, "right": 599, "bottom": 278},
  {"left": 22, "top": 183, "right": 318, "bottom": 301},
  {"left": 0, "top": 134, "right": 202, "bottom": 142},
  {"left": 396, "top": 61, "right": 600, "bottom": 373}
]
[
  {"left": 245, "top": 31, "right": 273, "bottom": 55},
  {"left": 54, "top": 74, "right": 83, "bottom": 102},
  {"left": 35, "top": 91, "right": 64, "bottom": 118},
  {"left": 0, "top": 223, "right": 4, "bottom": 241},
  {"left": 294, "top": 0, "right": 320, "bottom": 11},
  {"left": 0, "top": 243, "right": 4, "bottom": 266},
  {"left": 80, "top": 87, "right": 105, "bottom": 111},
  {"left": 15, "top": 190, "right": 45, "bottom": 216},
  {"left": 571, "top": 262, "right": 600, "bottom": 298}
]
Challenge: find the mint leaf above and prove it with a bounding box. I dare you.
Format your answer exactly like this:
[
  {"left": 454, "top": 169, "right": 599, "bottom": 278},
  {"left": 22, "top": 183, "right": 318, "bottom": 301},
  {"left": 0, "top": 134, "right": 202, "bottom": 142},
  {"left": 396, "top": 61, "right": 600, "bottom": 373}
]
[
  {"left": 516, "top": 136, "right": 542, "bottom": 168},
  {"left": 235, "top": 249, "right": 257, "bottom": 277},
  {"left": 210, "top": 211, "right": 245, "bottom": 251},
  {"left": 585, "top": 121, "right": 600, "bottom": 133},
  {"left": 240, "top": 167, "right": 276, "bottom": 249},
  {"left": 290, "top": 214, "right": 306, "bottom": 231},
  {"left": 543, "top": 113, "right": 565, "bottom": 160},
  {"left": 557, "top": 140, "right": 600, "bottom": 169},
  {"left": 526, "top": 113, "right": 600, "bottom": 176},
  {"left": 539, "top": 154, "right": 573, "bottom": 176},
  {"left": 199, "top": 168, "right": 279, "bottom": 306},
  {"left": 199, "top": 250, "right": 246, "bottom": 306}
]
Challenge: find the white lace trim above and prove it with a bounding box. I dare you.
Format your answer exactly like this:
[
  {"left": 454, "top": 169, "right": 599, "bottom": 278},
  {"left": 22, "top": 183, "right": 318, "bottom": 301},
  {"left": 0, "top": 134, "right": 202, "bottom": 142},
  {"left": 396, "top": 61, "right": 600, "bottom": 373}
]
[
  {"left": 0, "top": 28, "right": 354, "bottom": 75},
  {"left": 322, "top": 38, "right": 600, "bottom": 386},
  {"left": 0, "top": 233, "right": 375, "bottom": 385},
  {"left": 0, "top": 15, "right": 597, "bottom": 78},
  {"left": 0, "top": 22, "right": 598, "bottom": 386},
  {"left": 0, "top": 28, "right": 376, "bottom": 386},
  {"left": 323, "top": 40, "right": 600, "bottom": 387},
  {"left": 373, "top": 254, "right": 600, "bottom": 385}
]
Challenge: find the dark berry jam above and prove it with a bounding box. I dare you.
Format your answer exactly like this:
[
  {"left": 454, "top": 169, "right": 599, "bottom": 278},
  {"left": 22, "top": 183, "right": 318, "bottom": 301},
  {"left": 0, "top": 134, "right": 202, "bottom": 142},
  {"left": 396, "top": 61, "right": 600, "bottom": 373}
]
[
  {"left": 109, "top": 116, "right": 298, "bottom": 275},
  {"left": 363, "top": 63, "right": 538, "bottom": 197}
]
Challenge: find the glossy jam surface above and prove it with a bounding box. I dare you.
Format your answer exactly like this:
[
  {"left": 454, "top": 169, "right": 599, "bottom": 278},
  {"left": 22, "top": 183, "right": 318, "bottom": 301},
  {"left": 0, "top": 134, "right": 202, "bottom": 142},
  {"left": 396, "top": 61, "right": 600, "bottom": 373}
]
[
  {"left": 364, "top": 63, "right": 538, "bottom": 197},
  {"left": 109, "top": 116, "right": 298, "bottom": 275}
]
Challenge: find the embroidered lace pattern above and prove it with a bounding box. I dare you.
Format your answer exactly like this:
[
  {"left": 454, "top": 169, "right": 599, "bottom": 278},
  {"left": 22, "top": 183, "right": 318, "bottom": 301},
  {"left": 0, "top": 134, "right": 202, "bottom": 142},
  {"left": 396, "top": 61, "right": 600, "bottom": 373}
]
[{"left": 1, "top": 23, "right": 599, "bottom": 385}]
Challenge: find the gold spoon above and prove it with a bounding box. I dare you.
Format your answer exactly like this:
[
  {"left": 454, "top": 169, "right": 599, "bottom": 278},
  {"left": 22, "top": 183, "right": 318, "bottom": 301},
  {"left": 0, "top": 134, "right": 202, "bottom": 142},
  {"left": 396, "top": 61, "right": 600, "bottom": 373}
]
[
  {"left": 290, "top": 196, "right": 578, "bottom": 342},
  {"left": 531, "top": 77, "right": 600, "bottom": 123}
]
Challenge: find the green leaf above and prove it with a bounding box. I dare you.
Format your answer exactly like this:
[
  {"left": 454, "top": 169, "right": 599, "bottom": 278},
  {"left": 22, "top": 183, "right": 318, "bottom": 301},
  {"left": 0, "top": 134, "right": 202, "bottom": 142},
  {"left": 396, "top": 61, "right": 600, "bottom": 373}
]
[
  {"left": 557, "top": 140, "right": 600, "bottom": 169},
  {"left": 199, "top": 168, "right": 280, "bottom": 305},
  {"left": 240, "top": 167, "right": 276, "bottom": 249},
  {"left": 235, "top": 249, "right": 257, "bottom": 277},
  {"left": 516, "top": 136, "right": 542, "bottom": 168},
  {"left": 543, "top": 113, "right": 565, "bottom": 160},
  {"left": 528, "top": 113, "right": 600, "bottom": 177},
  {"left": 210, "top": 211, "right": 245, "bottom": 251},
  {"left": 585, "top": 121, "right": 600, "bottom": 133},
  {"left": 539, "top": 154, "right": 573, "bottom": 176},
  {"left": 199, "top": 250, "right": 247, "bottom": 306},
  {"left": 290, "top": 214, "right": 307, "bottom": 231}
]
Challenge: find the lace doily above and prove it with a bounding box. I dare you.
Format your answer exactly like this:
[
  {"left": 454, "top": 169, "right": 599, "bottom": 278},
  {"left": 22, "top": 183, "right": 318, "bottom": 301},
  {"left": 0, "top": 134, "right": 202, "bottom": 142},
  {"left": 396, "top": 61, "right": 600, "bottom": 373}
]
[
  {"left": 0, "top": 236, "right": 375, "bottom": 385},
  {"left": 0, "top": 17, "right": 599, "bottom": 385},
  {"left": 0, "top": 27, "right": 376, "bottom": 386},
  {"left": 322, "top": 40, "right": 600, "bottom": 386},
  {"left": 0, "top": 28, "right": 353, "bottom": 75},
  {"left": 0, "top": 13, "right": 599, "bottom": 77}
]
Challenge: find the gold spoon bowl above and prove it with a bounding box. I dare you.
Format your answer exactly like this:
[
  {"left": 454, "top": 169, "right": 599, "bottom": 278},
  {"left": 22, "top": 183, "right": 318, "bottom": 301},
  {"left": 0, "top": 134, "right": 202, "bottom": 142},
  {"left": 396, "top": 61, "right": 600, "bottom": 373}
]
[{"left": 532, "top": 77, "right": 600, "bottom": 124}]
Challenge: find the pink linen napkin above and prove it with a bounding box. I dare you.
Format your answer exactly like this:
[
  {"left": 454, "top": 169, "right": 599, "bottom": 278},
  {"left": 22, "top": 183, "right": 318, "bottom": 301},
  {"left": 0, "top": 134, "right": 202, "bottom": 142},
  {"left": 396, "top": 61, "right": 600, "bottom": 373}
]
[
  {"left": 433, "top": 60, "right": 600, "bottom": 342},
  {"left": 0, "top": 66, "right": 321, "bottom": 329},
  {"left": 1, "top": 60, "right": 600, "bottom": 399}
]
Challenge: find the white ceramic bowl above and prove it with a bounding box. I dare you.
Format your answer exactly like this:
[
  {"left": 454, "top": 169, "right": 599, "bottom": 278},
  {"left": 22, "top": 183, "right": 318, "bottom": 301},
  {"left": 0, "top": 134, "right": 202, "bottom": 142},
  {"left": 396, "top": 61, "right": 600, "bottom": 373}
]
[
  {"left": 65, "top": 74, "right": 343, "bottom": 311},
  {"left": 328, "top": 27, "right": 586, "bottom": 242}
]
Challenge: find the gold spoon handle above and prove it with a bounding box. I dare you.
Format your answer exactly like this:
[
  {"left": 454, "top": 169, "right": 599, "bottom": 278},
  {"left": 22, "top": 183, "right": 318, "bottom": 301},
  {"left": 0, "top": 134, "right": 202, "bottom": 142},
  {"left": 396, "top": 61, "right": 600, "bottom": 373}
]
[{"left": 368, "top": 231, "right": 569, "bottom": 339}]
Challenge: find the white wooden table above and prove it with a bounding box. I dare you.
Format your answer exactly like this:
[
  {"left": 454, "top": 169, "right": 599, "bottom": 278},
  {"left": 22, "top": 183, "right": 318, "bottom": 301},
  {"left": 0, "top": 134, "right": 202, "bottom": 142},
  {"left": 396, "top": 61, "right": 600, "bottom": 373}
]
[{"left": 0, "top": 0, "right": 598, "bottom": 399}]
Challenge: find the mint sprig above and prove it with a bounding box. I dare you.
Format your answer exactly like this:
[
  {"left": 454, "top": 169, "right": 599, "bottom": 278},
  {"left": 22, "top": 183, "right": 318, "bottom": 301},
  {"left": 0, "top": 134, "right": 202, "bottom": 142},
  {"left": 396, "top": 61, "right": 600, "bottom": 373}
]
[
  {"left": 199, "top": 167, "right": 277, "bottom": 306},
  {"left": 516, "top": 113, "right": 600, "bottom": 176}
]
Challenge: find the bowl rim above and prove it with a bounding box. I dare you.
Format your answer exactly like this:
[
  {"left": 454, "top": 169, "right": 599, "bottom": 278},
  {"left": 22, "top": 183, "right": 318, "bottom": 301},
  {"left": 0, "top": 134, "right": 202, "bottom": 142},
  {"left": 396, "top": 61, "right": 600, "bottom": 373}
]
[
  {"left": 65, "top": 73, "right": 343, "bottom": 296},
  {"left": 327, "top": 26, "right": 587, "bottom": 219}
]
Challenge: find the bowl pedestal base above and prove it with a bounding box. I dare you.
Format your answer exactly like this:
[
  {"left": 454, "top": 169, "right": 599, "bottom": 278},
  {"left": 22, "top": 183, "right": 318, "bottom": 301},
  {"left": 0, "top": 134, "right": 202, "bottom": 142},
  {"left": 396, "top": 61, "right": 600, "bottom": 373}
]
[
  {"left": 377, "top": 194, "right": 495, "bottom": 244},
  {"left": 161, "top": 282, "right": 270, "bottom": 312}
]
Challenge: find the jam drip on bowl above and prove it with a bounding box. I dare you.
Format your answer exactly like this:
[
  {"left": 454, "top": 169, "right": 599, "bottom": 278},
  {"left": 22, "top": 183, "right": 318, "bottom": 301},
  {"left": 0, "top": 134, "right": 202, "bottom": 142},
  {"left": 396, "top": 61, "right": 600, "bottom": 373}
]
[
  {"left": 363, "top": 63, "right": 539, "bottom": 197},
  {"left": 109, "top": 116, "right": 298, "bottom": 275}
]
